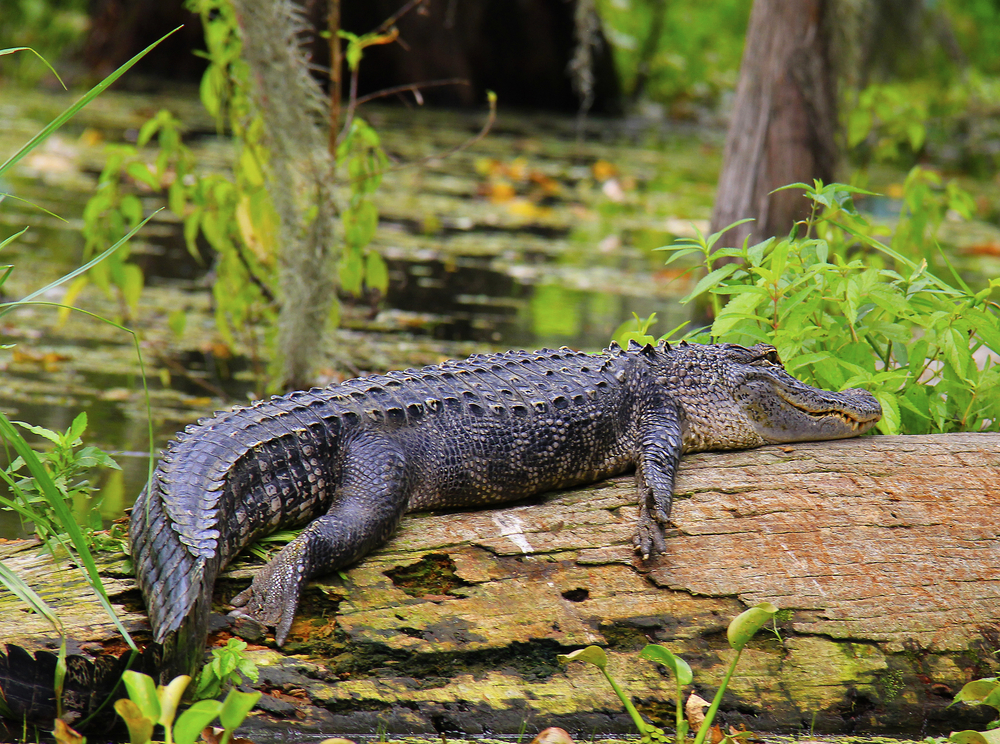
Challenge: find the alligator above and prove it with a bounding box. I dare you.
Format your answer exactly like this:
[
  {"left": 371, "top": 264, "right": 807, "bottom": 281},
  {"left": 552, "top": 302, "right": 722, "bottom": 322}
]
[{"left": 130, "top": 341, "right": 881, "bottom": 680}]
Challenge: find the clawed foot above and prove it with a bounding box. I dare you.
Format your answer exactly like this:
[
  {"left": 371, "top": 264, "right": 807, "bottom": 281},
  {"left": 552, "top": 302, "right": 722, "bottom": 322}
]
[
  {"left": 229, "top": 559, "right": 305, "bottom": 646},
  {"left": 633, "top": 487, "right": 671, "bottom": 559}
]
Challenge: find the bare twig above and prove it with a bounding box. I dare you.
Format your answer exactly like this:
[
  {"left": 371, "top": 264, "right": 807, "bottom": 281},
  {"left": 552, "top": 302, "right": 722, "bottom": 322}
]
[
  {"left": 373, "top": 0, "right": 428, "bottom": 34},
  {"left": 354, "top": 78, "right": 469, "bottom": 107}
]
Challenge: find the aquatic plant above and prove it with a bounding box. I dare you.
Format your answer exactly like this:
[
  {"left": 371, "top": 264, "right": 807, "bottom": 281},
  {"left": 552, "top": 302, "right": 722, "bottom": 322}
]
[
  {"left": 0, "top": 412, "right": 120, "bottom": 550},
  {"left": 114, "top": 671, "right": 260, "bottom": 744},
  {"left": 558, "top": 602, "right": 777, "bottom": 744},
  {"left": 193, "top": 638, "right": 259, "bottom": 701},
  {"left": 948, "top": 676, "right": 1000, "bottom": 744}
]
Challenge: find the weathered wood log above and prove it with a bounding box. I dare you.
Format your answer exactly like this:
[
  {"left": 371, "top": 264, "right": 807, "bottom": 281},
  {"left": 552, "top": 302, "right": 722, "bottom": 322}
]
[{"left": 1, "top": 434, "right": 998, "bottom": 739}]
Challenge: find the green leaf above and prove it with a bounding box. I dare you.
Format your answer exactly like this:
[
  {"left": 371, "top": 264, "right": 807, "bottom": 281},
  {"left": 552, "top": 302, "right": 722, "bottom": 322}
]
[
  {"left": 343, "top": 200, "right": 378, "bottom": 248},
  {"left": 682, "top": 264, "right": 740, "bottom": 304},
  {"left": 952, "top": 679, "right": 1000, "bottom": 706},
  {"left": 122, "top": 671, "right": 160, "bottom": 722},
  {"left": 0, "top": 47, "right": 67, "bottom": 88},
  {"left": 950, "top": 731, "right": 1000, "bottom": 744},
  {"left": 727, "top": 602, "right": 778, "bottom": 651},
  {"left": 125, "top": 161, "right": 160, "bottom": 190},
  {"left": 67, "top": 412, "right": 88, "bottom": 443},
  {"left": 874, "top": 391, "right": 901, "bottom": 435},
  {"left": 121, "top": 263, "right": 145, "bottom": 312},
  {"left": 12, "top": 420, "right": 62, "bottom": 444},
  {"left": 365, "top": 251, "right": 389, "bottom": 293},
  {"left": 157, "top": 674, "right": 190, "bottom": 728},
  {"left": 114, "top": 698, "right": 155, "bottom": 744},
  {"left": 218, "top": 689, "right": 262, "bottom": 732},
  {"left": 557, "top": 645, "right": 608, "bottom": 669},
  {"left": 0, "top": 560, "right": 62, "bottom": 635},
  {"left": 172, "top": 699, "right": 222, "bottom": 744},
  {"left": 338, "top": 250, "right": 364, "bottom": 296},
  {"left": 639, "top": 645, "right": 693, "bottom": 685}
]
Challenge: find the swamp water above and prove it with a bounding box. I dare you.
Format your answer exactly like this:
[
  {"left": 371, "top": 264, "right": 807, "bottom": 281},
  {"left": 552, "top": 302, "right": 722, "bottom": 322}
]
[{"left": 0, "top": 87, "right": 725, "bottom": 537}]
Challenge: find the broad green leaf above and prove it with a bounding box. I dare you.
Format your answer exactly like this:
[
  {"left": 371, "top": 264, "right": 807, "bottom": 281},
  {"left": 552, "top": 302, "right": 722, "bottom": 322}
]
[
  {"left": 172, "top": 699, "right": 222, "bottom": 744},
  {"left": 338, "top": 250, "right": 364, "bottom": 296},
  {"left": 639, "top": 645, "right": 693, "bottom": 685},
  {"left": 114, "top": 698, "right": 155, "bottom": 744},
  {"left": 218, "top": 689, "right": 262, "bottom": 731},
  {"left": 122, "top": 670, "right": 160, "bottom": 722},
  {"left": 875, "top": 391, "right": 901, "bottom": 435},
  {"left": 157, "top": 674, "right": 190, "bottom": 728},
  {"left": 12, "top": 420, "right": 62, "bottom": 444},
  {"left": 950, "top": 731, "right": 1000, "bottom": 744},
  {"left": 952, "top": 679, "right": 1000, "bottom": 706},
  {"left": 125, "top": 161, "right": 160, "bottom": 190},
  {"left": 67, "top": 412, "right": 88, "bottom": 442},
  {"left": 557, "top": 645, "right": 608, "bottom": 669},
  {"left": 682, "top": 264, "right": 740, "bottom": 304},
  {"left": 727, "top": 602, "right": 778, "bottom": 651},
  {"left": 713, "top": 291, "right": 767, "bottom": 338},
  {"left": 343, "top": 201, "right": 378, "bottom": 248},
  {"left": 122, "top": 263, "right": 145, "bottom": 312}
]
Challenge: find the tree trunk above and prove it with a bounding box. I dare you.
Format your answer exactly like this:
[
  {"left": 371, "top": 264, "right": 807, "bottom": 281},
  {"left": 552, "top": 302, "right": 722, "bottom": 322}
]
[
  {"left": 2, "top": 435, "right": 998, "bottom": 739},
  {"left": 710, "top": 0, "right": 838, "bottom": 251}
]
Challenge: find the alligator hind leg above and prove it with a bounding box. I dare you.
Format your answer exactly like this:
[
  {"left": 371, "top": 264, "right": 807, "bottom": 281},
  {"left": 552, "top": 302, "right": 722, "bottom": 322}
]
[
  {"left": 633, "top": 397, "right": 684, "bottom": 559},
  {"left": 230, "top": 433, "right": 409, "bottom": 645}
]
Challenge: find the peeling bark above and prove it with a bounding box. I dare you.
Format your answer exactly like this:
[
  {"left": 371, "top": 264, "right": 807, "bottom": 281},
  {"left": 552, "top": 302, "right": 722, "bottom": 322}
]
[{"left": 1, "top": 434, "right": 998, "bottom": 738}]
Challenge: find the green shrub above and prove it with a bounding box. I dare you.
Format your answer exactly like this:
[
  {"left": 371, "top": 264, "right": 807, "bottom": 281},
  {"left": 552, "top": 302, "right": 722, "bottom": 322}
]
[{"left": 649, "top": 177, "right": 1000, "bottom": 435}]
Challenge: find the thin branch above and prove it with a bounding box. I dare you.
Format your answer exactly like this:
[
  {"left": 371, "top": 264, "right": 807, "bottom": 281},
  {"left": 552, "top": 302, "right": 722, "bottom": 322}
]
[
  {"left": 374, "top": 0, "right": 428, "bottom": 35},
  {"left": 354, "top": 78, "right": 469, "bottom": 107}
]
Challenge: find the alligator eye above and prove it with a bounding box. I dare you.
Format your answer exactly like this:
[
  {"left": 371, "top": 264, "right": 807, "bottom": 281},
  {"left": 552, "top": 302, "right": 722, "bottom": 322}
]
[{"left": 751, "top": 348, "right": 782, "bottom": 366}]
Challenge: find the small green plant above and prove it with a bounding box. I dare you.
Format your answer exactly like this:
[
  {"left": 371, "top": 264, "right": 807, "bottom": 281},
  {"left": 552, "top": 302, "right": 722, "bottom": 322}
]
[
  {"left": 193, "top": 638, "right": 260, "bottom": 700},
  {"left": 558, "top": 602, "right": 778, "bottom": 744},
  {"left": 0, "top": 412, "right": 120, "bottom": 550},
  {"left": 654, "top": 178, "right": 1000, "bottom": 435},
  {"left": 115, "top": 671, "right": 260, "bottom": 744},
  {"left": 948, "top": 676, "right": 1000, "bottom": 744}
]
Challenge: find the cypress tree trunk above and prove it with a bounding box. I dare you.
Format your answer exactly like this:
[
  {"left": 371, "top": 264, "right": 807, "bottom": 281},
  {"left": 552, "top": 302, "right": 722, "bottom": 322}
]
[{"left": 710, "top": 0, "right": 838, "bottom": 251}]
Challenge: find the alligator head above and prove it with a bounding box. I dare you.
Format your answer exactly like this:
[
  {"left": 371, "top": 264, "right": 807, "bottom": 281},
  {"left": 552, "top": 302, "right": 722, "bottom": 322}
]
[{"left": 657, "top": 341, "right": 882, "bottom": 452}]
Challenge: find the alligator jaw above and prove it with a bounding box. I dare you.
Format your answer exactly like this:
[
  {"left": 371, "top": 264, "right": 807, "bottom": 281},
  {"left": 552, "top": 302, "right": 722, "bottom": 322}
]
[{"left": 753, "top": 381, "right": 882, "bottom": 442}]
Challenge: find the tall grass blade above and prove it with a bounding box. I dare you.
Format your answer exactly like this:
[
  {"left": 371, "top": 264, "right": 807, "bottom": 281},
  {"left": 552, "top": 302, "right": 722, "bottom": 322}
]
[
  {"left": 0, "top": 47, "right": 67, "bottom": 88},
  {"left": 0, "top": 27, "right": 181, "bottom": 178},
  {"left": 0, "top": 550, "right": 70, "bottom": 719},
  {"left": 0, "top": 210, "right": 161, "bottom": 320}
]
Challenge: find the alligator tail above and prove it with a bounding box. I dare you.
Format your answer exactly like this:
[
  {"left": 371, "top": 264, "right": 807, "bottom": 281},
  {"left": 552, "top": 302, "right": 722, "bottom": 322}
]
[{"left": 129, "top": 475, "right": 217, "bottom": 681}]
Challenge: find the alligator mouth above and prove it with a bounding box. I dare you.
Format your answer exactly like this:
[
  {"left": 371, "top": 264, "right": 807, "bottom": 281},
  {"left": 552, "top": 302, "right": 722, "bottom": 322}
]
[{"left": 776, "top": 389, "right": 881, "bottom": 429}]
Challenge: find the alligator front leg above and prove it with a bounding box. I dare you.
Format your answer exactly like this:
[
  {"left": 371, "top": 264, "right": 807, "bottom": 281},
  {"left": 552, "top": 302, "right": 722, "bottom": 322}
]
[
  {"left": 230, "top": 433, "right": 409, "bottom": 644},
  {"left": 633, "top": 398, "right": 684, "bottom": 559}
]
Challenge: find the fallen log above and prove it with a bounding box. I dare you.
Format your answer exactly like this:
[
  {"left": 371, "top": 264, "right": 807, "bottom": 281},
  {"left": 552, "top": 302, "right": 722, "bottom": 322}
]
[{"left": 1, "top": 434, "right": 998, "bottom": 739}]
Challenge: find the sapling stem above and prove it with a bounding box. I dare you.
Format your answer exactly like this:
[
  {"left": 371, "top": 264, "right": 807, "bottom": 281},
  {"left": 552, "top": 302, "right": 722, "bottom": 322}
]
[
  {"left": 692, "top": 651, "right": 742, "bottom": 744},
  {"left": 601, "top": 667, "right": 650, "bottom": 735}
]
